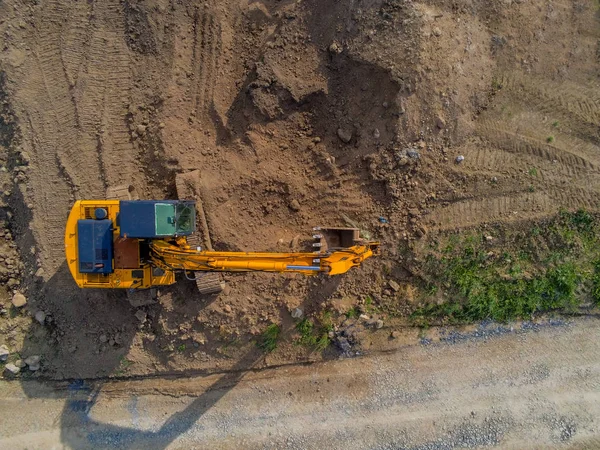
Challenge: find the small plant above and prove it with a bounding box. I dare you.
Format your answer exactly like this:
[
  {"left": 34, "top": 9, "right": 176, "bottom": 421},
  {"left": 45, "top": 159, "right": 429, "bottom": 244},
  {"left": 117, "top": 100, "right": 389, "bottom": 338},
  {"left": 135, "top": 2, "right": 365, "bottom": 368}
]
[
  {"left": 258, "top": 324, "right": 281, "bottom": 352},
  {"left": 528, "top": 185, "right": 535, "bottom": 193},
  {"left": 346, "top": 307, "right": 359, "bottom": 319},
  {"left": 295, "top": 315, "right": 332, "bottom": 350},
  {"left": 546, "top": 136, "right": 555, "bottom": 143},
  {"left": 177, "top": 344, "right": 186, "bottom": 353},
  {"left": 528, "top": 167, "right": 538, "bottom": 176},
  {"left": 296, "top": 318, "right": 316, "bottom": 346},
  {"left": 552, "top": 121, "right": 560, "bottom": 128}
]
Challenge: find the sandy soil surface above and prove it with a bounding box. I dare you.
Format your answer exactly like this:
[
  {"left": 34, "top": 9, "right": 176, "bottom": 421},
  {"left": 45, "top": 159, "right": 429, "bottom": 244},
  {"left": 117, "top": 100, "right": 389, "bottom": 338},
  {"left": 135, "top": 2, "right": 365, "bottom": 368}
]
[
  {"left": 0, "top": 0, "right": 599, "bottom": 380},
  {"left": 1, "top": 317, "right": 599, "bottom": 449}
]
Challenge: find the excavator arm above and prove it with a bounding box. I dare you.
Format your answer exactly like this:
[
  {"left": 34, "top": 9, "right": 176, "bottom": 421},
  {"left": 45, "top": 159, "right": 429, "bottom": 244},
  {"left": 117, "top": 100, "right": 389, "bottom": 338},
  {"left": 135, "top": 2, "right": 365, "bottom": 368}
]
[{"left": 149, "top": 238, "right": 379, "bottom": 276}]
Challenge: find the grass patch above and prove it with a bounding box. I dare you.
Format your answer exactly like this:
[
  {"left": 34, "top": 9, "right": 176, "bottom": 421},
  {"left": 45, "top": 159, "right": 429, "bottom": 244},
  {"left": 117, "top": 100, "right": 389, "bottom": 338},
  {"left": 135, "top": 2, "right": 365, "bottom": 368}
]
[
  {"left": 546, "top": 136, "right": 555, "bottom": 143},
  {"left": 528, "top": 167, "right": 538, "bottom": 177},
  {"left": 257, "top": 324, "right": 281, "bottom": 353},
  {"left": 177, "top": 344, "right": 186, "bottom": 353},
  {"left": 295, "top": 313, "right": 333, "bottom": 351},
  {"left": 414, "top": 209, "right": 600, "bottom": 324},
  {"left": 346, "top": 307, "right": 360, "bottom": 319},
  {"left": 552, "top": 120, "right": 560, "bottom": 128}
]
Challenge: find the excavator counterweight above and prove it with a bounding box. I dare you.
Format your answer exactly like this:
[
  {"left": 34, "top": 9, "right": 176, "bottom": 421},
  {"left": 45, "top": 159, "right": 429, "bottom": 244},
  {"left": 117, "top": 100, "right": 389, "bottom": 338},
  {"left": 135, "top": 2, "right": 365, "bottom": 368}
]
[{"left": 64, "top": 200, "right": 379, "bottom": 290}]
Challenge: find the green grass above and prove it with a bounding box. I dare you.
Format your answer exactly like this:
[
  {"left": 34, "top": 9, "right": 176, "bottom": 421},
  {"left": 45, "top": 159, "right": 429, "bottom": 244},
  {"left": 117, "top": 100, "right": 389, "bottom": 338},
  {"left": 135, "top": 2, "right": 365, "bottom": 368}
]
[
  {"left": 295, "top": 313, "right": 333, "bottom": 351},
  {"left": 528, "top": 168, "right": 538, "bottom": 177},
  {"left": 546, "top": 136, "right": 555, "bottom": 143},
  {"left": 345, "top": 307, "right": 359, "bottom": 319},
  {"left": 177, "top": 344, "right": 186, "bottom": 353},
  {"left": 257, "top": 324, "right": 281, "bottom": 353},
  {"left": 552, "top": 121, "right": 560, "bottom": 128},
  {"left": 413, "top": 209, "right": 600, "bottom": 324}
]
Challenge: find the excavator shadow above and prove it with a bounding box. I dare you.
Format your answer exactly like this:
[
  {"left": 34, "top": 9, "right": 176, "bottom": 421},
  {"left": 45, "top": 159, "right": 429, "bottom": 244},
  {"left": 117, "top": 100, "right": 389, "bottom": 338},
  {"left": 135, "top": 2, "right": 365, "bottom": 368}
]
[{"left": 15, "top": 265, "right": 342, "bottom": 449}]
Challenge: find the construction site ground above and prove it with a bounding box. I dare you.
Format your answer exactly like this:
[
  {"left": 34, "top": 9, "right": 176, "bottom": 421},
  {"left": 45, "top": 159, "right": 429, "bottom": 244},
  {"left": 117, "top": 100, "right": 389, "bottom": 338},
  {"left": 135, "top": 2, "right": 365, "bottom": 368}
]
[{"left": 0, "top": 0, "right": 599, "bottom": 446}]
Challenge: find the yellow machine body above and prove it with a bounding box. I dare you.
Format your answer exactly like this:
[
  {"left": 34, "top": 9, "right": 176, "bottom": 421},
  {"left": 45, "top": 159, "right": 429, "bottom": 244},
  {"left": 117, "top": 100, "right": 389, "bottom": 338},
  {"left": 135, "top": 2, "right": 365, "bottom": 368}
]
[{"left": 65, "top": 200, "right": 379, "bottom": 289}]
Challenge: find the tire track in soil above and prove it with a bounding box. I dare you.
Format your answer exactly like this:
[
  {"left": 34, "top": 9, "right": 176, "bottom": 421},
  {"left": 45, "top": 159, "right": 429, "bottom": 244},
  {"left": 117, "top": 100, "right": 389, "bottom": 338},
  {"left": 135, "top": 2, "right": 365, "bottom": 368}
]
[
  {"left": 428, "top": 185, "right": 600, "bottom": 230},
  {"left": 498, "top": 73, "right": 600, "bottom": 128},
  {"left": 78, "top": 0, "right": 144, "bottom": 190},
  {"left": 17, "top": 0, "right": 106, "bottom": 270},
  {"left": 33, "top": 0, "right": 105, "bottom": 198},
  {"left": 477, "top": 120, "right": 600, "bottom": 172},
  {"left": 189, "top": 6, "right": 222, "bottom": 119}
]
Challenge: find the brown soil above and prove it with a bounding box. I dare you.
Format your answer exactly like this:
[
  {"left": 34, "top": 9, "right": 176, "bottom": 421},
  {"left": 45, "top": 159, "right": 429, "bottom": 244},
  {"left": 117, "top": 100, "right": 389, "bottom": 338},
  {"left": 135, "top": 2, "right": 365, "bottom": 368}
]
[{"left": 0, "top": 0, "right": 598, "bottom": 379}]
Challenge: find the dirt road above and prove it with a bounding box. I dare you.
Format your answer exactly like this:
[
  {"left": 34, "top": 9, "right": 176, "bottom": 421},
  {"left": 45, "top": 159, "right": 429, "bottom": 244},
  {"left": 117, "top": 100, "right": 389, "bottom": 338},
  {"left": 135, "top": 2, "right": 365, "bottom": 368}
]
[{"left": 1, "top": 317, "right": 598, "bottom": 449}]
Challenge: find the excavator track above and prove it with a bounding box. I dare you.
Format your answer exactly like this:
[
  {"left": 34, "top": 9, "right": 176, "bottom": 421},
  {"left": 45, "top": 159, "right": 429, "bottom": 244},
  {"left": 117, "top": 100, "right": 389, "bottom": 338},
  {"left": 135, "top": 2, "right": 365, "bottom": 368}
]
[{"left": 175, "top": 171, "right": 224, "bottom": 295}]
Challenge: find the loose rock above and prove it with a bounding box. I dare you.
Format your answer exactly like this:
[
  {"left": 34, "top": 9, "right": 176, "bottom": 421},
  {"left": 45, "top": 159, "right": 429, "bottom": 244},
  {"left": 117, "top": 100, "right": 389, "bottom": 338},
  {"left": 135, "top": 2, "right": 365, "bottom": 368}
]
[
  {"left": 337, "top": 127, "right": 353, "bottom": 143},
  {"left": 289, "top": 199, "right": 301, "bottom": 212},
  {"left": 135, "top": 310, "right": 147, "bottom": 323},
  {"left": 4, "top": 363, "right": 20, "bottom": 375},
  {"left": 35, "top": 310, "right": 46, "bottom": 324},
  {"left": 388, "top": 280, "right": 401, "bottom": 292},
  {"left": 0, "top": 345, "right": 9, "bottom": 361},
  {"left": 391, "top": 330, "right": 401, "bottom": 339},
  {"left": 11, "top": 292, "right": 27, "bottom": 308},
  {"left": 291, "top": 307, "right": 304, "bottom": 319},
  {"left": 136, "top": 124, "right": 147, "bottom": 135},
  {"left": 456, "top": 155, "right": 465, "bottom": 163},
  {"left": 376, "top": 319, "right": 384, "bottom": 329},
  {"left": 15, "top": 359, "right": 26, "bottom": 368},
  {"left": 24, "top": 355, "right": 41, "bottom": 371},
  {"left": 328, "top": 41, "right": 343, "bottom": 54}
]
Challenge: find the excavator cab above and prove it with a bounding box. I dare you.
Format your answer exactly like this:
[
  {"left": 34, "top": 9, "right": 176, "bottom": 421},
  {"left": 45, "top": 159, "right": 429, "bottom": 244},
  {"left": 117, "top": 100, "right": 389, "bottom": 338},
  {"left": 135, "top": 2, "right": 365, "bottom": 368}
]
[{"left": 65, "top": 200, "right": 196, "bottom": 289}]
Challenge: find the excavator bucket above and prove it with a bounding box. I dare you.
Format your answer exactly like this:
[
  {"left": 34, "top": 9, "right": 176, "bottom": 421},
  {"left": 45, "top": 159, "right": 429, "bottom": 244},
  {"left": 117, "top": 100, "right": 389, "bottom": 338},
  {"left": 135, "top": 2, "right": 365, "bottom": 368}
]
[
  {"left": 175, "top": 170, "right": 224, "bottom": 295},
  {"left": 313, "top": 227, "right": 361, "bottom": 253}
]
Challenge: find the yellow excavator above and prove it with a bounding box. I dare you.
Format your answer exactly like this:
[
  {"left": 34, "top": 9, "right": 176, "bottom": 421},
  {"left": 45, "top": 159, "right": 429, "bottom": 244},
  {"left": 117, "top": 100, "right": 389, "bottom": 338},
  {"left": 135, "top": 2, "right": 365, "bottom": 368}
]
[{"left": 64, "top": 197, "right": 379, "bottom": 295}]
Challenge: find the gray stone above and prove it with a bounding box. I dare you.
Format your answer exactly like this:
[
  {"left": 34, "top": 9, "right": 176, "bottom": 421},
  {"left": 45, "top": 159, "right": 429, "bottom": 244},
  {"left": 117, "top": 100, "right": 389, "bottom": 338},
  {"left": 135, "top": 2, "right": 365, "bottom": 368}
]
[
  {"left": 376, "top": 319, "right": 384, "bottom": 329},
  {"left": 456, "top": 155, "right": 465, "bottom": 163},
  {"left": 388, "top": 280, "right": 401, "bottom": 292},
  {"left": 135, "top": 310, "right": 147, "bottom": 323},
  {"left": 291, "top": 307, "right": 304, "bottom": 319},
  {"left": 337, "top": 127, "right": 353, "bottom": 143},
  {"left": 11, "top": 292, "right": 27, "bottom": 308},
  {"left": 4, "top": 363, "right": 20, "bottom": 375},
  {"left": 99, "top": 334, "right": 108, "bottom": 343},
  {"left": 0, "top": 345, "right": 9, "bottom": 361},
  {"left": 24, "top": 355, "right": 41, "bottom": 371},
  {"left": 136, "top": 124, "right": 147, "bottom": 135},
  {"left": 407, "top": 149, "right": 420, "bottom": 159},
  {"left": 373, "top": 128, "right": 381, "bottom": 139},
  {"left": 35, "top": 310, "right": 46, "bottom": 324}
]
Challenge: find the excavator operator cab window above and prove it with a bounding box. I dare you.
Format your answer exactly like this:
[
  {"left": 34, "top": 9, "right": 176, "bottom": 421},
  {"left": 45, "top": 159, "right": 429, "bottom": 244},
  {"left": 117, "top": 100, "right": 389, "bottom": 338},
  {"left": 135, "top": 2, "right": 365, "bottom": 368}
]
[{"left": 174, "top": 202, "right": 195, "bottom": 235}]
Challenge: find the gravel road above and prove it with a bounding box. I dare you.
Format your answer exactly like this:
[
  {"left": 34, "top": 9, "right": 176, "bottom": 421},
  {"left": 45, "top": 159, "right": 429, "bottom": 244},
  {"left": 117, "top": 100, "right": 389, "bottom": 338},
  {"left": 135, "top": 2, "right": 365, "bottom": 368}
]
[{"left": 1, "top": 318, "right": 599, "bottom": 449}]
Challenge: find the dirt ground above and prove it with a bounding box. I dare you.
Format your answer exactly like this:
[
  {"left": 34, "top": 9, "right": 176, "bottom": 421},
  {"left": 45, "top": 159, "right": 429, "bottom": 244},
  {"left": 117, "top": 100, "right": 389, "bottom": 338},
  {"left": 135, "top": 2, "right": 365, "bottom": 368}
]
[{"left": 0, "top": 0, "right": 599, "bottom": 380}]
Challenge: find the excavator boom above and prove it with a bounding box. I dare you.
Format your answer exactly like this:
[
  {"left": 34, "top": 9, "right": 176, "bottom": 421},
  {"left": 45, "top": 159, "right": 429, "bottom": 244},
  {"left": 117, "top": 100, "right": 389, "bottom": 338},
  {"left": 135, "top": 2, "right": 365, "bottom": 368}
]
[
  {"left": 149, "top": 238, "right": 378, "bottom": 276},
  {"left": 65, "top": 199, "right": 379, "bottom": 290}
]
